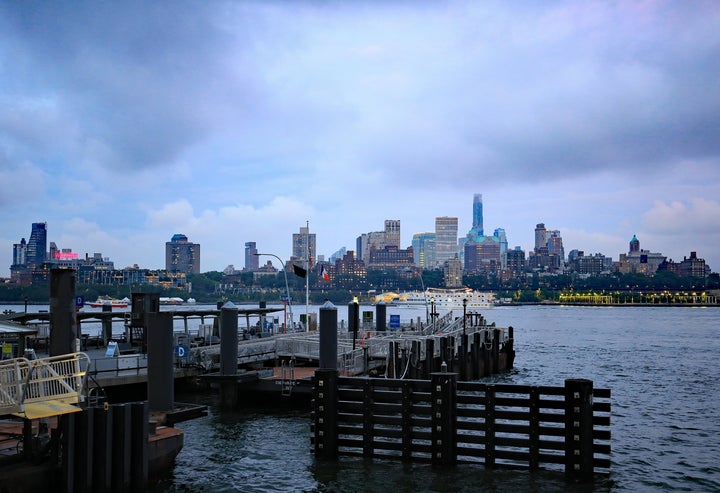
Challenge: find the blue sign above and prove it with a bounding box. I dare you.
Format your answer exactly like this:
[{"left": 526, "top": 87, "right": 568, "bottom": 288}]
[
  {"left": 389, "top": 314, "right": 400, "bottom": 329},
  {"left": 75, "top": 295, "right": 84, "bottom": 308},
  {"left": 174, "top": 345, "right": 189, "bottom": 359}
]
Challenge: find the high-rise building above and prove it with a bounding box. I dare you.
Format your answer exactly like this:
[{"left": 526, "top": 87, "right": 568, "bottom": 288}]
[
  {"left": 165, "top": 234, "right": 200, "bottom": 274},
  {"left": 412, "top": 232, "right": 435, "bottom": 268},
  {"left": 494, "top": 228, "right": 508, "bottom": 269},
  {"left": 12, "top": 238, "right": 27, "bottom": 266},
  {"left": 26, "top": 222, "right": 47, "bottom": 268},
  {"left": 472, "top": 193, "right": 484, "bottom": 236},
  {"left": 384, "top": 220, "right": 401, "bottom": 248},
  {"left": 444, "top": 255, "right": 463, "bottom": 287},
  {"left": 534, "top": 223, "right": 547, "bottom": 252},
  {"left": 435, "top": 216, "right": 458, "bottom": 267},
  {"left": 292, "top": 226, "right": 316, "bottom": 267},
  {"left": 244, "top": 242, "right": 259, "bottom": 271},
  {"left": 629, "top": 235, "right": 640, "bottom": 253}
]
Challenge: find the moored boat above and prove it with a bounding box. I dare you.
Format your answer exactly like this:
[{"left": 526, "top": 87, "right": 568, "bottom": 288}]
[
  {"left": 87, "top": 296, "right": 130, "bottom": 308},
  {"left": 375, "top": 287, "right": 495, "bottom": 310}
]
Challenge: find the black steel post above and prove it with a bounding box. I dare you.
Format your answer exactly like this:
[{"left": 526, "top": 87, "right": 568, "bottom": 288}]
[
  {"left": 147, "top": 312, "right": 174, "bottom": 413},
  {"left": 319, "top": 301, "right": 338, "bottom": 370},
  {"left": 564, "top": 379, "right": 595, "bottom": 481},
  {"left": 313, "top": 368, "right": 339, "bottom": 458},
  {"left": 431, "top": 371, "right": 457, "bottom": 465},
  {"left": 49, "top": 268, "right": 78, "bottom": 356}
]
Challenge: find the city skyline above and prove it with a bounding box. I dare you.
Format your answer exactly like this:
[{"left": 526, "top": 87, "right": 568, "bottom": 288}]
[{"left": 1, "top": 2, "right": 719, "bottom": 274}]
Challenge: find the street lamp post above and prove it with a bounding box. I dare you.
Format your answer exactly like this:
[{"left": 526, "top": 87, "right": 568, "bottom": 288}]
[
  {"left": 254, "top": 253, "right": 293, "bottom": 332},
  {"left": 462, "top": 298, "right": 467, "bottom": 335}
]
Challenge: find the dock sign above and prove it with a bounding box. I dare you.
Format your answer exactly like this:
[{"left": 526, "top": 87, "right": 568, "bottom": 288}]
[
  {"left": 389, "top": 314, "right": 400, "bottom": 330},
  {"left": 174, "top": 345, "right": 189, "bottom": 359},
  {"left": 75, "top": 296, "right": 84, "bottom": 308}
]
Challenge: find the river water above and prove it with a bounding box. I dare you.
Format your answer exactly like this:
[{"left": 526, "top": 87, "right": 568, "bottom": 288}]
[{"left": 6, "top": 303, "right": 720, "bottom": 491}]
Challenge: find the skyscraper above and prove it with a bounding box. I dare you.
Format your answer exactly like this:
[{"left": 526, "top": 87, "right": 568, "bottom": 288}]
[
  {"left": 472, "top": 193, "right": 484, "bottom": 236},
  {"left": 534, "top": 223, "right": 547, "bottom": 252},
  {"left": 434, "top": 216, "right": 458, "bottom": 267},
  {"left": 292, "top": 226, "right": 316, "bottom": 267},
  {"left": 26, "top": 222, "right": 47, "bottom": 268},
  {"left": 384, "top": 220, "right": 401, "bottom": 248},
  {"left": 412, "top": 232, "right": 436, "bottom": 268},
  {"left": 244, "top": 242, "right": 259, "bottom": 271},
  {"left": 165, "top": 234, "right": 200, "bottom": 274}
]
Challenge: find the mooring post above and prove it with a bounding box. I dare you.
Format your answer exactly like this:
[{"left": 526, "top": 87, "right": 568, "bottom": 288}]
[
  {"left": 49, "top": 268, "right": 79, "bottom": 356},
  {"left": 147, "top": 312, "right": 174, "bottom": 414},
  {"left": 564, "top": 378, "right": 595, "bottom": 481},
  {"left": 319, "top": 301, "right": 338, "bottom": 370},
  {"left": 130, "top": 401, "right": 149, "bottom": 491},
  {"left": 219, "top": 302, "right": 240, "bottom": 408},
  {"left": 101, "top": 303, "right": 112, "bottom": 347},
  {"left": 431, "top": 371, "right": 457, "bottom": 466},
  {"left": 376, "top": 301, "right": 387, "bottom": 332}
]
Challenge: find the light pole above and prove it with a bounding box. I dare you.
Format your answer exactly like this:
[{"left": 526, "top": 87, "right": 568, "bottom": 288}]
[
  {"left": 462, "top": 298, "right": 467, "bottom": 336},
  {"left": 254, "top": 253, "right": 293, "bottom": 332},
  {"left": 430, "top": 297, "right": 435, "bottom": 325}
]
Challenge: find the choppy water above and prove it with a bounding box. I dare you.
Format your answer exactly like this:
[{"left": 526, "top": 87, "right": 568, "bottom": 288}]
[{"left": 8, "top": 303, "right": 719, "bottom": 491}]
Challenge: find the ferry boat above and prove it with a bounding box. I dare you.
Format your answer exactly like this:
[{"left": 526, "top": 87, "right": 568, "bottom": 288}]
[
  {"left": 376, "top": 287, "right": 495, "bottom": 310},
  {"left": 87, "top": 296, "right": 131, "bottom": 308}
]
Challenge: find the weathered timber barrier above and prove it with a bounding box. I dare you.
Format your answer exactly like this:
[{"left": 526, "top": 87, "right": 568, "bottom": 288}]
[{"left": 312, "top": 370, "right": 611, "bottom": 481}]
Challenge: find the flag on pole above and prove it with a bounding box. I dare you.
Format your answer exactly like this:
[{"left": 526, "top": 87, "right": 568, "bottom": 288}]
[
  {"left": 320, "top": 265, "right": 330, "bottom": 281},
  {"left": 293, "top": 264, "right": 307, "bottom": 278}
]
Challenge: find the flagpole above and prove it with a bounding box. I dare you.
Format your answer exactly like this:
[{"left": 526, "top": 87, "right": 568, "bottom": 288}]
[{"left": 305, "top": 220, "right": 310, "bottom": 332}]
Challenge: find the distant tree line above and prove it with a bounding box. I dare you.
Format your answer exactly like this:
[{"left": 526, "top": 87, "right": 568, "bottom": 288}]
[{"left": 1, "top": 270, "right": 717, "bottom": 305}]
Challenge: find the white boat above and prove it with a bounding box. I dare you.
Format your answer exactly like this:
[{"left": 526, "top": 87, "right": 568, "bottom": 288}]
[
  {"left": 376, "top": 287, "right": 495, "bottom": 310},
  {"left": 160, "top": 297, "right": 185, "bottom": 305},
  {"left": 87, "top": 296, "right": 130, "bottom": 308}
]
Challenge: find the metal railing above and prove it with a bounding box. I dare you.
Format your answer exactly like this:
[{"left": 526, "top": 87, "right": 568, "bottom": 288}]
[{"left": 0, "top": 352, "right": 90, "bottom": 416}]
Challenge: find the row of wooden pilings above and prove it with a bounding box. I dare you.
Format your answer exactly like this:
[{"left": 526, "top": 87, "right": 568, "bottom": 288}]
[
  {"left": 311, "top": 300, "right": 605, "bottom": 482},
  {"left": 385, "top": 328, "right": 515, "bottom": 380}
]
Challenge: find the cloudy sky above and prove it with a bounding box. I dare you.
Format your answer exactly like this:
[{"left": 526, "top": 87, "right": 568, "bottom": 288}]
[{"left": 1, "top": 1, "right": 719, "bottom": 275}]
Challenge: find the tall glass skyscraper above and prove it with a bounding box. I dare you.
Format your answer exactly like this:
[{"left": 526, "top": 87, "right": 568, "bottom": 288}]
[
  {"left": 472, "top": 193, "right": 484, "bottom": 236},
  {"left": 26, "top": 222, "right": 47, "bottom": 268}
]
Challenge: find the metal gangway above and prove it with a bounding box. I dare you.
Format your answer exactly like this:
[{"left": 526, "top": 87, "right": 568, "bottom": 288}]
[{"left": 0, "top": 352, "right": 90, "bottom": 419}]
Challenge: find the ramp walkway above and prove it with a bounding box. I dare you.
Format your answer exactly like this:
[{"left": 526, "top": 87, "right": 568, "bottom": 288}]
[{"left": 0, "top": 352, "right": 90, "bottom": 419}]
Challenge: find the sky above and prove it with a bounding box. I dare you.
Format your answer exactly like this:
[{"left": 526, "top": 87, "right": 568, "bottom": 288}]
[{"left": 1, "top": 1, "right": 719, "bottom": 275}]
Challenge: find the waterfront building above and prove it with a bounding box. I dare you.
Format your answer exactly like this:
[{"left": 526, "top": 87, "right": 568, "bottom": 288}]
[
  {"left": 435, "top": 216, "right": 458, "bottom": 268},
  {"left": 165, "top": 234, "right": 200, "bottom": 274},
  {"left": 614, "top": 235, "right": 665, "bottom": 275},
  {"left": 244, "top": 242, "right": 259, "bottom": 271},
  {"left": 658, "top": 251, "right": 711, "bottom": 278},
  {"left": 412, "top": 232, "right": 435, "bottom": 269},
  {"left": 567, "top": 251, "right": 610, "bottom": 276}
]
